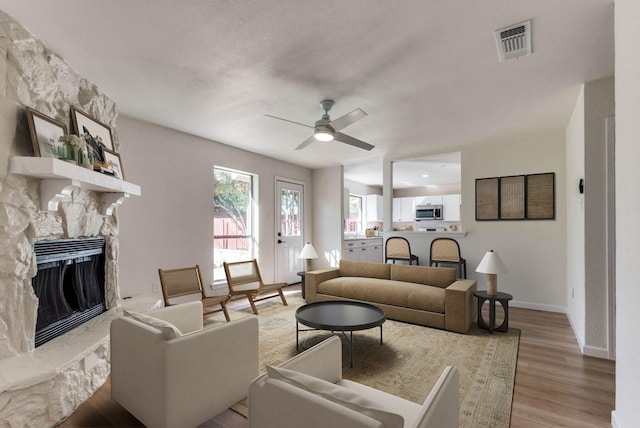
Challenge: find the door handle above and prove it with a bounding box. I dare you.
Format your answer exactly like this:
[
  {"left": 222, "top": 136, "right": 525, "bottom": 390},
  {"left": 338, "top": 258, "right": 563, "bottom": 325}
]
[{"left": 278, "top": 239, "right": 286, "bottom": 244}]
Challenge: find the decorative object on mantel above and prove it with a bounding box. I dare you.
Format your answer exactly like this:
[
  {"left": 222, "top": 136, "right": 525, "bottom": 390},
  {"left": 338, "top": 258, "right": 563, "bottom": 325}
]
[
  {"left": 299, "top": 242, "right": 319, "bottom": 272},
  {"left": 476, "top": 250, "right": 508, "bottom": 295},
  {"left": 25, "top": 108, "right": 68, "bottom": 159},
  {"left": 101, "top": 148, "right": 125, "bottom": 180},
  {"left": 57, "top": 134, "right": 92, "bottom": 167},
  {"left": 70, "top": 106, "right": 114, "bottom": 152},
  {"left": 475, "top": 172, "right": 555, "bottom": 221}
]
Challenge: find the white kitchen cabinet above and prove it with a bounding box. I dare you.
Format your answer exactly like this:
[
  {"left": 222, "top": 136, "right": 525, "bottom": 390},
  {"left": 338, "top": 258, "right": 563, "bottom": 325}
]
[
  {"left": 443, "top": 194, "right": 461, "bottom": 221},
  {"left": 365, "top": 194, "right": 383, "bottom": 222},
  {"left": 392, "top": 198, "right": 403, "bottom": 222},
  {"left": 343, "top": 238, "right": 383, "bottom": 263},
  {"left": 400, "top": 197, "right": 416, "bottom": 221}
]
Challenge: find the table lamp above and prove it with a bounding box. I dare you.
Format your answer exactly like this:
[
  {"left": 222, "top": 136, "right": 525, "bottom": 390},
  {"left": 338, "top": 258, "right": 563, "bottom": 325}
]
[
  {"left": 299, "top": 242, "right": 318, "bottom": 272},
  {"left": 475, "top": 250, "right": 508, "bottom": 296}
]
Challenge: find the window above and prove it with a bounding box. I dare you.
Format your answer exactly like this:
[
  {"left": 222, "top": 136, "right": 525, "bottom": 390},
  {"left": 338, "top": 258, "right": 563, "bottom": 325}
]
[
  {"left": 213, "top": 167, "right": 256, "bottom": 282},
  {"left": 344, "top": 194, "right": 363, "bottom": 234}
]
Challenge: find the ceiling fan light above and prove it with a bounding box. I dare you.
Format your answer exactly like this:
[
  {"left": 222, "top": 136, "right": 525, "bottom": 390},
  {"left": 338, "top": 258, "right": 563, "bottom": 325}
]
[{"left": 314, "top": 125, "right": 335, "bottom": 141}]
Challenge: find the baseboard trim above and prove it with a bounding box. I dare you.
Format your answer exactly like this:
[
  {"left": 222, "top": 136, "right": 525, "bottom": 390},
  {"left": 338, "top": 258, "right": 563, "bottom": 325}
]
[
  {"left": 611, "top": 410, "right": 621, "bottom": 428},
  {"left": 510, "top": 300, "right": 566, "bottom": 313},
  {"left": 583, "top": 345, "right": 611, "bottom": 359}
]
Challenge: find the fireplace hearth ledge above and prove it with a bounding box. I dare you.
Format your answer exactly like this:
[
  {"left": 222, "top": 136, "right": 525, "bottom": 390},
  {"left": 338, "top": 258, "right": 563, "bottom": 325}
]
[{"left": 0, "top": 295, "right": 161, "bottom": 427}]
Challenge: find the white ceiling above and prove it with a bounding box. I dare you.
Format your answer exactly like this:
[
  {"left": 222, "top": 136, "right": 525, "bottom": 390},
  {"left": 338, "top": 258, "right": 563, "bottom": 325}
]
[{"left": 0, "top": 1, "right": 614, "bottom": 187}]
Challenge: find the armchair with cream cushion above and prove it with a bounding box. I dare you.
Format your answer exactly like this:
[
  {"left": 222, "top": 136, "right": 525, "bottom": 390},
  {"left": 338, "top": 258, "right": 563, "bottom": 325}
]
[
  {"left": 111, "top": 301, "right": 259, "bottom": 428},
  {"left": 249, "top": 335, "right": 459, "bottom": 428}
]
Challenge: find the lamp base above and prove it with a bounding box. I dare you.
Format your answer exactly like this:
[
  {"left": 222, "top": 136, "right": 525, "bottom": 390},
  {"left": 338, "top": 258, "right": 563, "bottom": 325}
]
[
  {"left": 486, "top": 274, "right": 497, "bottom": 295},
  {"left": 305, "top": 259, "right": 312, "bottom": 272}
]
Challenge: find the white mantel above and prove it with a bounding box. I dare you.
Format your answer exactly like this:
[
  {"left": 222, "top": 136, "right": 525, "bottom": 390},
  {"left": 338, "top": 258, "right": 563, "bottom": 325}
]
[{"left": 9, "top": 156, "right": 141, "bottom": 214}]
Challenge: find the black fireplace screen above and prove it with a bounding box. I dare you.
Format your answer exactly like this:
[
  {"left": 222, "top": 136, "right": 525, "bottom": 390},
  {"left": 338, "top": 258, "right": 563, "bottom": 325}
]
[{"left": 32, "top": 237, "right": 106, "bottom": 347}]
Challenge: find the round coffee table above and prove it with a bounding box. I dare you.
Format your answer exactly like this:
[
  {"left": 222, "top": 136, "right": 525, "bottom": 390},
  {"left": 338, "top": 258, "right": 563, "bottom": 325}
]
[{"left": 295, "top": 300, "right": 386, "bottom": 367}]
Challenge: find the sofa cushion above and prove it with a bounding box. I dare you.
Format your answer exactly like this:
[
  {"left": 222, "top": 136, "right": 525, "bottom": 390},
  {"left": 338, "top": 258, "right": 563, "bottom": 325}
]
[
  {"left": 318, "top": 277, "right": 446, "bottom": 313},
  {"left": 266, "top": 365, "right": 404, "bottom": 428},
  {"left": 390, "top": 264, "right": 456, "bottom": 289},
  {"left": 339, "top": 260, "right": 391, "bottom": 279},
  {"left": 124, "top": 309, "right": 183, "bottom": 340}
]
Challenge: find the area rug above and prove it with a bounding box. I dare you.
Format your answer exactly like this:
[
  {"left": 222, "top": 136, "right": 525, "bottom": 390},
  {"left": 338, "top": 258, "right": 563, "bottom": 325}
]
[{"left": 223, "top": 292, "right": 520, "bottom": 428}]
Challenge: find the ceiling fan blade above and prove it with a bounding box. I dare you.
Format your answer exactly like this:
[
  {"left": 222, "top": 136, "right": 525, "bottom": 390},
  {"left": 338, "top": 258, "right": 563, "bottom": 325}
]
[
  {"left": 335, "top": 132, "right": 374, "bottom": 151},
  {"left": 330, "top": 108, "right": 367, "bottom": 131},
  {"left": 264, "top": 114, "right": 313, "bottom": 129},
  {"left": 295, "top": 135, "right": 316, "bottom": 150}
]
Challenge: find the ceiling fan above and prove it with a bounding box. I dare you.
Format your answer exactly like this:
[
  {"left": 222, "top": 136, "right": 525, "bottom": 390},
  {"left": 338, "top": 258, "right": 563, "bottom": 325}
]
[{"left": 266, "top": 100, "right": 374, "bottom": 151}]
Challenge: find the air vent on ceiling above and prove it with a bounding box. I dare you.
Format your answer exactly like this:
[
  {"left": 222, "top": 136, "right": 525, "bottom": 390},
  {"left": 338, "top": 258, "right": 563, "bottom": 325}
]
[{"left": 495, "top": 20, "right": 532, "bottom": 62}]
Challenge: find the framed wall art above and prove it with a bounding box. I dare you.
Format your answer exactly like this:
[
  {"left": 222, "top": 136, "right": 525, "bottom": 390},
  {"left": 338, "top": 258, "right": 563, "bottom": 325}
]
[
  {"left": 500, "top": 175, "right": 525, "bottom": 220},
  {"left": 102, "top": 148, "right": 125, "bottom": 180},
  {"left": 25, "top": 108, "right": 68, "bottom": 158},
  {"left": 527, "top": 172, "right": 555, "bottom": 219},
  {"left": 70, "top": 106, "right": 114, "bottom": 163},
  {"left": 475, "top": 177, "right": 499, "bottom": 220}
]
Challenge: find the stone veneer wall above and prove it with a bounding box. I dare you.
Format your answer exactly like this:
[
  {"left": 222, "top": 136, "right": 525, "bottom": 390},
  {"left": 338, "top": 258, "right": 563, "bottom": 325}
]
[{"left": 0, "top": 11, "right": 121, "bottom": 356}]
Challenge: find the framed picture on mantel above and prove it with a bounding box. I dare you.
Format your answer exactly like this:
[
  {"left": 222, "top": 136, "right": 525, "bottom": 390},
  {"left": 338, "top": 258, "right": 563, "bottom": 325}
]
[{"left": 25, "top": 108, "right": 68, "bottom": 158}]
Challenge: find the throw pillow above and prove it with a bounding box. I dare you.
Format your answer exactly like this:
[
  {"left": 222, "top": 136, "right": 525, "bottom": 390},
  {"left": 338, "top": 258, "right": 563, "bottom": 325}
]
[
  {"left": 266, "top": 365, "right": 404, "bottom": 428},
  {"left": 123, "top": 309, "right": 183, "bottom": 340}
]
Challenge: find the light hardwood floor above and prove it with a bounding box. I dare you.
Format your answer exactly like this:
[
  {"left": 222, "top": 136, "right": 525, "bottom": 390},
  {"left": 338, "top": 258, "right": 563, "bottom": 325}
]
[{"left": 57, "top": 288, "right": 615, "bottom": 427}]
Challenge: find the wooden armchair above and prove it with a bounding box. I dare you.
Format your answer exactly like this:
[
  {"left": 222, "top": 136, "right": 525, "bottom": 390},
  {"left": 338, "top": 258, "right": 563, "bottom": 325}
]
[
  {"left": 158, "top": 265, "right": 231, "bottom": 321},
  {"left": 223, "top": 259, "right": 288, "bottom": 314}
]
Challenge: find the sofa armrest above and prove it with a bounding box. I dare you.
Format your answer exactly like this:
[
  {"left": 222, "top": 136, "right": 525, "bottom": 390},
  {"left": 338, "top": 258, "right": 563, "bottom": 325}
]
[
  {"left": 278, "top": 335, "right": 342, "bottom": 383},
  {"left": 147, "top": 300, "right": 204, "bottom": 334},
  {"left": 304, "top": 268, "right": 340, "bottom": 302},
  {"left": 410, "top": 366, "right": 459, "bottom": 428},
  {"left": 444, "top": 279, "right": 477, "bottom": 333}
]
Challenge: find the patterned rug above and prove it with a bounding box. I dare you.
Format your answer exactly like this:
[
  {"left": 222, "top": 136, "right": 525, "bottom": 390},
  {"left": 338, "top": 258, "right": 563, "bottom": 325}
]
[{"left": 220, "top": 292, "right": 519, "bottom": 428}]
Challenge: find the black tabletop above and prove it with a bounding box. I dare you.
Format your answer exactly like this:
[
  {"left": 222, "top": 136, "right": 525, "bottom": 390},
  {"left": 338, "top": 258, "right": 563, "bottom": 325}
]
[
  {"left": 474, "top": 291, "right": 513, "bottom": 300},
  {"left": 296, "top": 301, "right": 385, "bottom": 331}
]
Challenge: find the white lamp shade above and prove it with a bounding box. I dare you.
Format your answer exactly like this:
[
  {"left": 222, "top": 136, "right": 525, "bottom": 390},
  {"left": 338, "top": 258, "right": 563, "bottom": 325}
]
[
  {"left": 299, "top": 243, "right": 318, "bottom": 259},
  {"left": 475, "top": 250, "right": 508, "bottom": 274}
]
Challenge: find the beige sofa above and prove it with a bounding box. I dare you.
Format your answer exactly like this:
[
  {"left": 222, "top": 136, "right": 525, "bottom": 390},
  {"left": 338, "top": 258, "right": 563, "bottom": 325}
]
[{"left": 305, "top": 260, "right": 476, "bottom": 333}]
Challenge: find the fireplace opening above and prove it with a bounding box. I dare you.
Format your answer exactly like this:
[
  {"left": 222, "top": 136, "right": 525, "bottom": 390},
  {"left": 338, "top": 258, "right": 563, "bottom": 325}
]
[{"left": 32, "top": 237, "right": 106, "bottom": 347}]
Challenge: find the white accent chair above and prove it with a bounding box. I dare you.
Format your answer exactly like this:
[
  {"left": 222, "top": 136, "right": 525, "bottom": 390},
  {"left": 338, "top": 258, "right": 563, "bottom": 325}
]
[
  {"left": 249, "top": 335, "right": 459, "bottom": 428},
  {"left": 111, "top": 301, "right": 259, "bottom": 428}
]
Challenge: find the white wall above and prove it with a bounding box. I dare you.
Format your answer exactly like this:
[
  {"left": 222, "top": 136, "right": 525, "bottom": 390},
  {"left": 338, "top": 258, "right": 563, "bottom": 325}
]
[
  {"left": 565, "top": 86, "right": 586, "bottom": 345},
  {"left": 116, "top": 116, "right": 313, "bottom": 297},
  {"left": 613, "top": 1, "right": 640, "bottom": 426},
  {"left": 313, "top": 166, "right": 344, "bottom": 269},
  {"left": 460, "top": 131, "right": 567, "bottom": 311},
  {"left": 584, "top": 76, "right": 615, "bottom": 353}
]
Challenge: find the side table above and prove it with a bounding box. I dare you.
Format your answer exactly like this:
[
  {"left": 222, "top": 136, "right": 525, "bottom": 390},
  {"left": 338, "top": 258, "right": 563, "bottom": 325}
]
[
  {"left": 474, "top": 291, "right": 513, "bottom": 334},
  {"left": 297, "top": 271, "right": 306, "bottom": 299}
]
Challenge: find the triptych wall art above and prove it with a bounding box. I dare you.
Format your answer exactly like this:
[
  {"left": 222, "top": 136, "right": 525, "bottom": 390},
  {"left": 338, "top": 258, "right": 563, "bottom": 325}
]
[{"left": 475, "top": 172, "right": 555, "bottom": 221}]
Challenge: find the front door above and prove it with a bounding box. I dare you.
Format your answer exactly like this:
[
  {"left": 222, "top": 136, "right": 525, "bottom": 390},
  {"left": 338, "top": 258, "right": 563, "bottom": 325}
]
[{"left": 276, "top": 180, "right": 305, "bottom": 284}]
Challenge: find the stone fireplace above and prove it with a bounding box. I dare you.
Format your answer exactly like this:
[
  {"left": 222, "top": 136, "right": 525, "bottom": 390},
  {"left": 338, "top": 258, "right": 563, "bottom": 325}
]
[{"left": 0, "top": 10, "right": 148, "bottom": 427}]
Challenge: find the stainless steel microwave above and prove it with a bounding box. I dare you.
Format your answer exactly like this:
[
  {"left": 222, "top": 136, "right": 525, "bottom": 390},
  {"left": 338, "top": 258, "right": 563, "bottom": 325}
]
[{"left": 415, "top": 205, "right": 443, "bottom": 221}]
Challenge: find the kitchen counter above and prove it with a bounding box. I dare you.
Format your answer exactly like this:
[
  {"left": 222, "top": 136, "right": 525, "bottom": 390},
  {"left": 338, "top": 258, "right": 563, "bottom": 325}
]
[
  {"left": 344, "top": 236, "right": 383, "bottom": 240},
  {"left": 386, "top": 230, "right": 467, "bottom": 237}
]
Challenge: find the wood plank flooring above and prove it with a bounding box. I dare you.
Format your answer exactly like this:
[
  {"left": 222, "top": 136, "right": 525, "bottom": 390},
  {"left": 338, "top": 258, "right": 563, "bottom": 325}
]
[{"left": 57, "top": 288, "right": 615, "bottom": 427}]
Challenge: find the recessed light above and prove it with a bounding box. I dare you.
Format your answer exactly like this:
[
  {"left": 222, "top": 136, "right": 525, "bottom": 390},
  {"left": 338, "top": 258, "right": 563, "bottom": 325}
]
[
  {"left": 421, "top": 174, "right": 429, "bottom": 178},
  {"left": 426, "top": 185, "right": 438, "bottom": 188}
]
